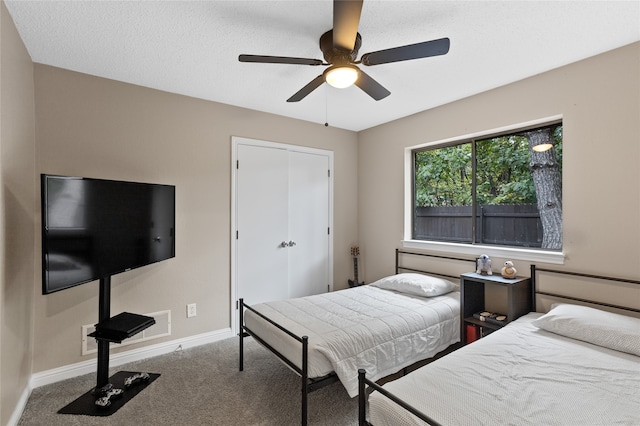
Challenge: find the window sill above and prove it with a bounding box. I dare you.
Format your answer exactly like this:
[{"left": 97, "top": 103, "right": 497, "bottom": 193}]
[{"left": 402, "top": 240, "right": 565, "bottom": 265}]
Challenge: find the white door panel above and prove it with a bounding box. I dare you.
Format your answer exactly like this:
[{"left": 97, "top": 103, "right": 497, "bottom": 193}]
[
  {"left": 236, "top": 144, "right": 289, "bottom": 305},
  {"left": 232, "top": 138, "right": 333, "bottom": 332},
  {"left": 288, "top": 151, "right": 330, "bottom": 298}
]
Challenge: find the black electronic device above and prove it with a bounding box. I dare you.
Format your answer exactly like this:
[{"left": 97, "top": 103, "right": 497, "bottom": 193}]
[
  {"left": 91, "top": 312, "right": 156, "bottom": 343},
  {"left": 41, "top": 174, "right": 175, "bottom": 295},
  {"left": 42, "top": 174, "right": 174, "bottom": 414}
]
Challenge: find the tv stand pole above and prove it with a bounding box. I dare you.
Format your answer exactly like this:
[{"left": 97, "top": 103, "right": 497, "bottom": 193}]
[
  {"left": 58, "top": 276, "right": 158, "bottom": 415},
  {"left": 95, "top": 276, "right": 112, "bottom": 392}
]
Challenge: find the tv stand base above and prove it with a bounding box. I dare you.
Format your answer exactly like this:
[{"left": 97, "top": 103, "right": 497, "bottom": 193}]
[
  {"left": 58, "top": 371, "right": 160, "bottom": 417},
  {"left": 91, "top": 382, "right": 114, "bottom": 396}
]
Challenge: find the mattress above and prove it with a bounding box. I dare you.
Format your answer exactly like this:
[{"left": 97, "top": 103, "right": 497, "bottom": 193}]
[
  {"left": 244, "top": 284, "right": 460, "bottom": 397},
  {"left": 369, "top": 312, "right": 640, "bottom": 425}
]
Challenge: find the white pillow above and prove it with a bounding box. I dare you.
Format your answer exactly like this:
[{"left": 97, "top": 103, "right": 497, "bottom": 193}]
[
  {"left": 532, "top": 303, "right": 640, "bottom": 356},
  {"left": 369, "top": 273, "right": 457, "bottom": 297}
]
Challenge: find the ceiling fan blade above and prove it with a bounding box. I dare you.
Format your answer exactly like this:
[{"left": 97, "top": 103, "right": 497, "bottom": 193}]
[
  {"left": 360, "top": 37, "right": 450, "bottom": 66},
  {"left": 287, "top": 75, "right": 325, "bottom": 102},
  {"left": 239, "top": 54, "right": 323, "bottom": 66},
  {"left": 354, "top": 70, "right": 390, "bottom": 101},
  {"left": 333, "top": 0, "right": 363, "bottom": 51}
]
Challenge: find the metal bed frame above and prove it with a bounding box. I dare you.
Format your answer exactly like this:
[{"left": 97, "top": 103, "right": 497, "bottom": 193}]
[
  {"left": 238, "top": 249, "right": 473, "bottom": 426},
  {"left": 358, "top": 264, "right": 640, "bottom": 425}
]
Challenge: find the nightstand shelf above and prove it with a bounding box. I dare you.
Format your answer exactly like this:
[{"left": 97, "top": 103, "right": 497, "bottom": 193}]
[{"left": 460, "top": 272, "right": 532, "bottom": 344}]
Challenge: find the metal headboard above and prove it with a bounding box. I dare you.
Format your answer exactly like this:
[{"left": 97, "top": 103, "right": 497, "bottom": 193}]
[
  {"left": 395, "top": 248, "right": 473, "bottom": 281},
  {"left": 530, "top": 264, "right": 640, "bottom": 314}
]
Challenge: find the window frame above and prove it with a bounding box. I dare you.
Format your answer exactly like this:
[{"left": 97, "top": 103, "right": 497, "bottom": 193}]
[{"left": 403, "top": 116, "right": 565, "bottom": 265}]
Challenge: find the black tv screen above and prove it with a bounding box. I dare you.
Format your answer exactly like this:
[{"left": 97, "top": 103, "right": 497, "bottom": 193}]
[{"left": 41, "top": 174, "right": 175, "bottom": 294}]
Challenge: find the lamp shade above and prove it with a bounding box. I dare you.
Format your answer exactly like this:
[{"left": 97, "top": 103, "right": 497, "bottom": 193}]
[{"left": 324, "top": 65, "right": 359, "bottom": 88}]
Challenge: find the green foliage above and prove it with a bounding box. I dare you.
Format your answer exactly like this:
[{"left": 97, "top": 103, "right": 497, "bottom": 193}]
[
  {"left": 476, "top": 135, "right": 536, "bottom": 204},
  {"left": 414, "top": 127, "right": 563, "bottom": 207},
  {"left": 553, "top": 125, "right": 563, "bottom": 174},
  {"left": 415, "top": 144, "right": 472, "bottom": 206}
]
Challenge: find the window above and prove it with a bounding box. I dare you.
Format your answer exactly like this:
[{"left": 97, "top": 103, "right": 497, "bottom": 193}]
[{"left": 413, "top": 123, "right": 562, "bottom": 251}]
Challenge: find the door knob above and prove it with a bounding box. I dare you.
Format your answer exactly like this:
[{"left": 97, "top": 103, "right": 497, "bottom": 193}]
[
  {"left": 288, "top": 241, "right": 296, "bottom": 247},
  {"left": 280, "top": 241, "right": 289, "bottom": 248}
]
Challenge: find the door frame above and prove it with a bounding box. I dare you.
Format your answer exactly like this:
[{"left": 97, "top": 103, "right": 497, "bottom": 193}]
[{"left": 230, "top": 136, "right": 334, "bottom": 334}]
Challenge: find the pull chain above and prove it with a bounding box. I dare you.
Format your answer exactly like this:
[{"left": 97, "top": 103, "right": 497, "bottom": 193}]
[{"left": 324, "top": 85, "right": 329, "bottom": 127}]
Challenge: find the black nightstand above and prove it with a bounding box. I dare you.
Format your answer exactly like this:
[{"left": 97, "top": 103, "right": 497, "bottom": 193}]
[{"left": 460, "top": 272, "right": 532, "bottom": 344}]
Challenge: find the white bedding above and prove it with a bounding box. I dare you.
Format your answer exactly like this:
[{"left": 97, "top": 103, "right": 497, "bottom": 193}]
[
  {"left": 369, "top": 312, "right": 640, "bottom": 425},
  {"left": 244, "top": 284, "right": 460, "bottom": 397}
]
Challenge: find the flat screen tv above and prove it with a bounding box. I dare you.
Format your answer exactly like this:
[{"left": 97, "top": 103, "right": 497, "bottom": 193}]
[{"left": 41, "top": 174, "right": 175, "bottom": 294}]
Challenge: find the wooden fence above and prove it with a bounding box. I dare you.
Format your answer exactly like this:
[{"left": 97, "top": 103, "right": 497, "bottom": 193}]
[{"left": 414, "top": 204, "right": 542, "bottom": 247}]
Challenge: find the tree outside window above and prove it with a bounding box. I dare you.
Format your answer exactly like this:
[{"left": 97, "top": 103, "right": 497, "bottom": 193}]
[{"left": 413, "top": 123, "right": 562, "bottom": 250}]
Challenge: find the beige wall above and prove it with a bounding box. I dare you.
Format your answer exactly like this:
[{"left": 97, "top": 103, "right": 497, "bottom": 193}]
[
  {"left": 2, "top": 10, "right": 638, "bottom": 421},
  {"left": 358, "top": 43, "right": 640, "bottom": 290},
  {"left": 32, "top": 65, "right": 358, "bottom": 373},
  {"left": 1, "top": 2, "right": 36, "bottom": 424}
]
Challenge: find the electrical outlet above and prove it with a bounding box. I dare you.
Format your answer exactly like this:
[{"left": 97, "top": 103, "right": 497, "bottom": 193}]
[{"left": 186, "top": 303, "right": 197, "bottom": 318}]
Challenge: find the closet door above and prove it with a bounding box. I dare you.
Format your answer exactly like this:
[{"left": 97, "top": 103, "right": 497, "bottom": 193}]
[
  {"left": 236, "top": 144, "right": 289, "bottom": 305},
  {"left": 288, "top": 151, "right": 330, "bottom": 298},
  {"left": 233, "top": 139, "right": 332, "bottom": 312}
]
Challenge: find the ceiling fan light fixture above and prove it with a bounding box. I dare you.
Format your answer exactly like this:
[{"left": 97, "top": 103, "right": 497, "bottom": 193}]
[
  {"left": 532, "top": 143, "right": 553, "bottom": 152},
  {"left": 324, "top": 65, "right": 359, "bottom": 88},
  {"left": 239, "top": 1, "right": 450, "bottom": 102}
]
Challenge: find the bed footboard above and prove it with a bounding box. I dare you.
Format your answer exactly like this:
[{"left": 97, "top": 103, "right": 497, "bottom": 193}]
[
  {"left": 358, "top": 369, "right": 442, "bottom": 426},
  {"left": 239, "top": 298, "right": 338, "bottom": 425}
]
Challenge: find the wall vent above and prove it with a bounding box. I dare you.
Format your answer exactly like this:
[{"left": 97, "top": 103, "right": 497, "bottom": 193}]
[{"left": 81, "top": 310, "right": 171, "bottom": 356}]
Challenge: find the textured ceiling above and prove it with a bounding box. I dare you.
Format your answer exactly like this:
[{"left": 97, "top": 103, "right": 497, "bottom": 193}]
[{"left": 5, "top": 1, "right": 640, "bottom": 131}]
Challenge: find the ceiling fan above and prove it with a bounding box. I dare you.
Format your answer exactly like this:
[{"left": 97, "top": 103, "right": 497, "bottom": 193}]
[{"left": 238, "top": 0, "right": 450, "bottom": 102}]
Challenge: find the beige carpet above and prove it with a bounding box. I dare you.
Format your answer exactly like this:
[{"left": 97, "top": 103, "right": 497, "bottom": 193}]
[{"left": 18, "top": 337, "right": 358, "bottom": 425}]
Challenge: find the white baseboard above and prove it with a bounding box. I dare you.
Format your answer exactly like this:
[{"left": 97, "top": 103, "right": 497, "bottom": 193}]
[
  {"left": 8, "top": 328, "right": 233, "bottom": 425},
  {"left": 30, "top": 327, "right": 233, "bottom": 389},
  {"left": 6, "top": 386, "right": 31, "bottom": 426}
]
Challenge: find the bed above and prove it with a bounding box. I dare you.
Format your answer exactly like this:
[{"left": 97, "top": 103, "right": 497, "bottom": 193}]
[
  {"left": 358, "top": 265, "right": 640, "bottom": 425},
  {"left": 239, "top": 249, "right": 474, "bottom": 425}
]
